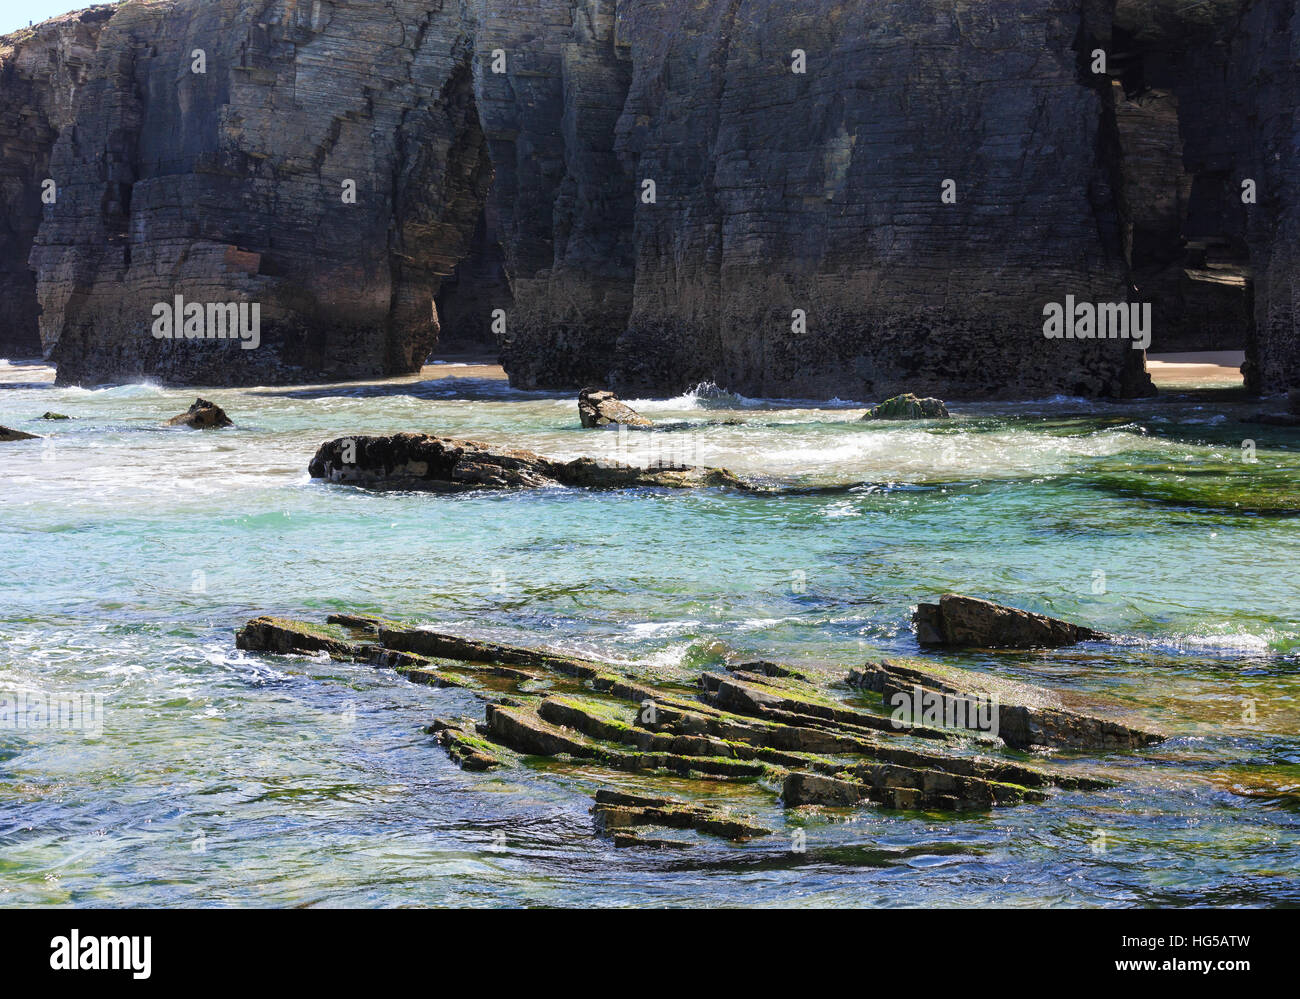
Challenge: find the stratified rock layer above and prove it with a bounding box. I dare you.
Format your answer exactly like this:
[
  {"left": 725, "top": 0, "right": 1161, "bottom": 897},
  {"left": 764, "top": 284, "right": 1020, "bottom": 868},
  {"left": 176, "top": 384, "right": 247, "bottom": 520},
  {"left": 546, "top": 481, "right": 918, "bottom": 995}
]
[{"left": 235, "top": 612, "right": 1162, "bottom": 843}]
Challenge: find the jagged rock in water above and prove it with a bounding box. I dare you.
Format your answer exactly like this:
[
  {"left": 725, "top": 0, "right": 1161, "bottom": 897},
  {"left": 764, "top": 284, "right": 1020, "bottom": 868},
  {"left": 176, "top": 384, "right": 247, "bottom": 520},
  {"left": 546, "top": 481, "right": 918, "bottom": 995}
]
[
  {"left": 862, "top": 394, "right": 951, "bottom": 421},
  {"left": 914, "top": 594, "right": 1106, "bottom": 649},
  {"left": 165, "top": 398, "right": 232, "bottom": 429},
  {"left": 578, "top": 388, "right": 652, "bottom": 429},
  {"left": 307, "top": 433, "right": 747, "bottom": 492},
  {"left": 0, "top": 426, "right": 41, "bottom": 442}
]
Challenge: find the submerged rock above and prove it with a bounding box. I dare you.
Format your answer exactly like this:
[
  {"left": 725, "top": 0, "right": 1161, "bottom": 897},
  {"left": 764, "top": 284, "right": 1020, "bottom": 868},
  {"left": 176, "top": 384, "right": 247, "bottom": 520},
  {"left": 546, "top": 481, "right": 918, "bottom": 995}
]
[
  {"left": 862, "top": 394, "right": 951, "bottom": 420},
  {"left": 0, "top": 426, "right": 40, "bottom": 442},
  {"left": 914, "top": 593, "right": 1106, "bottom": 649},
  {"left": 578, "top": 388, "right": 652, "bottom": 429},
  {"left": 165, "top": 398, "right": 233, "bottom": 429},
  {"left": 307, "top": 433, "right": 748, "bottom": 492}
]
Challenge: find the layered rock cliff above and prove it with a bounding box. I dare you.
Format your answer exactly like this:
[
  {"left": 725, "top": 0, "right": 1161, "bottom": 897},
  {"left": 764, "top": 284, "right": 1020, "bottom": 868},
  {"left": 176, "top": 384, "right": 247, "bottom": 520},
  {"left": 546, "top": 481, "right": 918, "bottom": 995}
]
[{"left": 0, "top": 0, "right": 1296, "bottom": 396}]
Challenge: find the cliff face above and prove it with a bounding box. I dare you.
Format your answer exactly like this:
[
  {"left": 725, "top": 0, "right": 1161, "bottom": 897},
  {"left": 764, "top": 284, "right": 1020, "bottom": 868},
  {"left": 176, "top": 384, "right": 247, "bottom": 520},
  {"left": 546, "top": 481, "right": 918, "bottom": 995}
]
[
  {"left": 0, "top": 7, "right": 111, "bottom": 358},
  {"left": 0, "top": 0, "right": 1295, "bottom": 396},
  {"left": 15, "top": 0, "right": 492, "bottom": 384}
]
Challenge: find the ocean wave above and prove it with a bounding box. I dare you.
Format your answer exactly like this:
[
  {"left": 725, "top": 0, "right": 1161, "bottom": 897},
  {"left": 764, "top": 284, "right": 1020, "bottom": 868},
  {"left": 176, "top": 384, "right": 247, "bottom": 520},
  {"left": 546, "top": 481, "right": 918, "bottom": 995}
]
[
  {"left": 627, "top": 381, "right": 765, "bottom": 412},
  {"left": 59, "top": 380, "right": 168, "bottom": 399}
]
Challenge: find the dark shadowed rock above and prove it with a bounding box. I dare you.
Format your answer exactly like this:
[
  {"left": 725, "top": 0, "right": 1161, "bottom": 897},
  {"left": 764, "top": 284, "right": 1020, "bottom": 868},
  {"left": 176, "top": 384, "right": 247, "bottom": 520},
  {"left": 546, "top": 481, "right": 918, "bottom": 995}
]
[
  {"left": 0, "top": 426, "right": 40, "bottom": 442},
  {"left": 578, "top": 388, "right": 652, "bottom": 429},
  {"left": 914, "top": 594, "right": 1106, "bottom": 649},
  {"left": 862, "top": 394, "right": 951, "bottom": 421},
  {"left": 165, "top": 398, "right": 232, "bottom": 429},
  {"left": 1290, "top": 389, "right": 1300, "bottom": 416},
  {"left": 307, "top": 433, "right": 748, "bottom": 492}
]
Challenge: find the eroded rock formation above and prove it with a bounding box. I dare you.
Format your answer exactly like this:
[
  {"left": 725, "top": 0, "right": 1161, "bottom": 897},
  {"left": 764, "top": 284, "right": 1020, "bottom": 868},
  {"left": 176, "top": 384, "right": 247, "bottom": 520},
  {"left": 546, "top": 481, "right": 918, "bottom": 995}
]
[
  {"left": 1, "top": 1, "right": 1298, "bottom": 397},
  {"left": 235, "top": 613, "right": 1164, "bottom": 843}
]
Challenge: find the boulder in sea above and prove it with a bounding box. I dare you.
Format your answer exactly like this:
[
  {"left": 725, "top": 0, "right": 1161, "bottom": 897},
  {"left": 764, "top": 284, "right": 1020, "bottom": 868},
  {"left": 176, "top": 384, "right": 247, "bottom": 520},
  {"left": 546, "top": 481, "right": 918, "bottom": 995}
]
[
  {"left": 0, "top": 426, "right": 40, "bottom": 442},
  {"left": 914, "top": 593, "right": 1106, "bottom": 649},
  {"left": 578, "top": 388, "right": 653, "bottom": 428},
  {"left": 166, "top": 398, "right": 233, "bottom": 429},
  {"left": 862, "top": 393, "right": 950, "bottom": 420},
  {"left": 41, "top": 412, "right": 70, "bottom": 420},
  {"left": 307, "top": 433, "right": 748, "bottom": 492}
]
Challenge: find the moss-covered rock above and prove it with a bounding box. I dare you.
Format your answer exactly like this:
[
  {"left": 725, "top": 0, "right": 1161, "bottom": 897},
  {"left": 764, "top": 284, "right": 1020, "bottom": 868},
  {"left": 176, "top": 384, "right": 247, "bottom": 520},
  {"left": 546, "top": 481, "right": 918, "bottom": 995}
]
[{"left": 862, "top": 393, "right": 950, "bottom": 421}]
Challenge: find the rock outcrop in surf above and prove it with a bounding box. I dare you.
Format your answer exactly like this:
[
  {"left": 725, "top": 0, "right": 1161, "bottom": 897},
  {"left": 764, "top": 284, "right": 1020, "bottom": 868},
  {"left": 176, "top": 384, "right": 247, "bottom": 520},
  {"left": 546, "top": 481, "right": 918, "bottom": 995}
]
[{"left": 307, "top": 433, "right": 748, "bottom": 492}]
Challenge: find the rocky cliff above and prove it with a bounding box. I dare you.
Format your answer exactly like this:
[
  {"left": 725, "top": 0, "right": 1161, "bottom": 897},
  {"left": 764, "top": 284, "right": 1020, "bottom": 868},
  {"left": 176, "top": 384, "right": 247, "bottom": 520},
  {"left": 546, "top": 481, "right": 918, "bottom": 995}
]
[{"left": 0, "top": 0, "right": 1295, "bottom": 397}]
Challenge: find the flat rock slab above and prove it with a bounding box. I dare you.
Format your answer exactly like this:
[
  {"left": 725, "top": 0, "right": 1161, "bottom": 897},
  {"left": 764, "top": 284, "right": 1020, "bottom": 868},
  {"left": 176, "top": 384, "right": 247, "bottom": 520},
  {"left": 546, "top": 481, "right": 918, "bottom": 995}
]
[
  {"left": 915, "top": 593, "right": 1106, "bottom": 649},
  {"left": 307, "top": 433, "right": 747, "bottom": 492}
]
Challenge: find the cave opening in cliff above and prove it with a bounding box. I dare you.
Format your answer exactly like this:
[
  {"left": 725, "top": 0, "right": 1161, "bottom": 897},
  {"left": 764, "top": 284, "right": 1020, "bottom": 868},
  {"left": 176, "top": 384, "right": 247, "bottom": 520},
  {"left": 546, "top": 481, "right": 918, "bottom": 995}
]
[
  {"left": 1108, "top": 24, "right": 1251, "bottom": 388},
  {"left": 431, "top": 200, "right": 512, "bottom": 359}
]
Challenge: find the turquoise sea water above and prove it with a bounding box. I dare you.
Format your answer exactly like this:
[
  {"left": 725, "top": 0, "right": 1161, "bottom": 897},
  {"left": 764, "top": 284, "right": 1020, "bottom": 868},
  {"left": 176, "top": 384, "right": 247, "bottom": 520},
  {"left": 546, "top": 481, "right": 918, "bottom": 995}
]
[{"left": 1, "top": 358, "right": 1298, "bottom": 907}]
